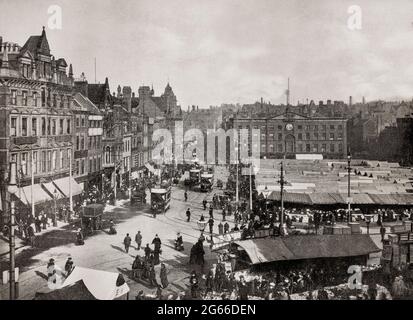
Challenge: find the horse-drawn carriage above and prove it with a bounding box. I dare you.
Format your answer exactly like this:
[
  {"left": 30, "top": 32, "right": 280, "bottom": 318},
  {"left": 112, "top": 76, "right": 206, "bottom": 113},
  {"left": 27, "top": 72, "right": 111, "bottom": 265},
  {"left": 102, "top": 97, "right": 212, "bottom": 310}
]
[{"left": 150, "top": 186, "right": 171, "bottom": 214}]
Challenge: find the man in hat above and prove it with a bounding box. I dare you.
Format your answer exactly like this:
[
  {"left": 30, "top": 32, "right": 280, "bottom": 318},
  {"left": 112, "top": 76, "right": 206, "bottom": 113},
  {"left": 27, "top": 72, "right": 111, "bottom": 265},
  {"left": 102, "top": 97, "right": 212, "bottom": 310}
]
[
  {"left": 208, "top": 217, "right": 214, "bottom": 234},
  {"left": 186, "top": 208, "right": 191, "bottom": 222},
  {"left": 123, "top": 233, "right": 132, "bottom": 253},
  {"left": 224, "top": 222, "right": 230, "bottom": 234},
  {"left": 152, "top": 234, "right": 162, "bottom": 252},
  {"left": 144, "top": 243, "right": 151, "bottom": 260}
]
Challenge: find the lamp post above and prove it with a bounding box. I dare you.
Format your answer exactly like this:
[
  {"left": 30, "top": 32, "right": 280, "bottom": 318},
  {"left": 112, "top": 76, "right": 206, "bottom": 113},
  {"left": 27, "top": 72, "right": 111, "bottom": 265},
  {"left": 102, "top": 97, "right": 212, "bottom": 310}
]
[
  {"left": 278, "top": 161, "right": 286, "bottom": 236},
  {"left": 262, "top": 185, "right": 270, "bottom": 214},
  {"left": 53, "top": 189, "right": 58, "bottom": 227},
  {"left": 7, "top": 162, "right": 18, "bottom": 300},
  {"left": 347, "top": 153, "right": 352, "bottom": 222}
]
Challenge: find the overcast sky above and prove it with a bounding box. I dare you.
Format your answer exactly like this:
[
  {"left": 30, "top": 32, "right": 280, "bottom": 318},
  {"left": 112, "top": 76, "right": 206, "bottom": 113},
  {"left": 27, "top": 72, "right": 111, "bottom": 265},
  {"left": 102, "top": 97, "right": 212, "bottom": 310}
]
[{"left": 1, "top": 0, "right": 413, "bottom": 107}]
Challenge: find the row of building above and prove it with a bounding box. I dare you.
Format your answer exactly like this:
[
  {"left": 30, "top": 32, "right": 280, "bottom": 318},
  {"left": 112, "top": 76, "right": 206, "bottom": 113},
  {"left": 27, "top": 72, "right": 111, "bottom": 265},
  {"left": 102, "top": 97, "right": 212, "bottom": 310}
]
[{"left": 0, "top": 28, "right": 182, "bottom": 225}]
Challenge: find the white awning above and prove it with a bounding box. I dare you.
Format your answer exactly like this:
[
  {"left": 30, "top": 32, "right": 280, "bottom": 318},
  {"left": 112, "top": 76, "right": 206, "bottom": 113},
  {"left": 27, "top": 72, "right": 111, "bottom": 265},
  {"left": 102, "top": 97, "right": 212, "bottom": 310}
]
[
  {"left": 52, "top": 177, "right": 83, "bottom": 197},
  {"left": 16, "top": 184, "right": 53, "bottom": 205},
  {"left": 42, "top": 182, "right": 65, "bottom": 199}
]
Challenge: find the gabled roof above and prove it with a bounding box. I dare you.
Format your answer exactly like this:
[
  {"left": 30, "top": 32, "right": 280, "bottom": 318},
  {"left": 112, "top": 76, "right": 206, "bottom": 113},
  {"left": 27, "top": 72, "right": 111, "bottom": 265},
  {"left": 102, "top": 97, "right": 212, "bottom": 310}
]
[
  {"left": 21, "top": 28, "right": 50, "bottom": 58},
  {"left": 73, "top": 92, "right": 101, "bottom": 114},
  {"left": 270, "top": 111, "right": 309, "bottom": 120}
]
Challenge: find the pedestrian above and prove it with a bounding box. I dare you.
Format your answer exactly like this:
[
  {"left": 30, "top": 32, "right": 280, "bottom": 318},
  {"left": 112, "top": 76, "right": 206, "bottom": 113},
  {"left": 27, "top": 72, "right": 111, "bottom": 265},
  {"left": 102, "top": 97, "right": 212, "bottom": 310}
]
[
  {"left": 35, "top": 216, "right": 42, "bottom": 233},
  {"left": 202, "top": 199, "right": 207, "bottom": 210},
  {"left": 224, "top": 222, "right": 229, "bottom": 234},
  {"left": 205, "top": 270, "right": 214, "bottom": 295},
  {"left": 209, "top": 205, "right": 214, "bottom": 219},
  {"left": 76, "top": 228, "right": 84, "bottom": 245},
  {"left": 149, "top": 265, "right": 158, "bottom": 287},
  {"left": 123, "top": 233, "right": 132, "bottom": 253},
  {"left": 41, "top": 214, "right": 47, "bottom": 230},
  {"left": 47, "top": 258, "right": 56, "bottom": 284},
  {"left": 186, "top": 208, "right": 191, "bottom": 222},
  {"left": 218, "top": 222, "right": 224, "bottom": 235},
  {"left": 152, "top": 234, "right": 162, "bottom": 252},
  {"left": 160, "top": 263, "right": 169, "bottom": 289},
  {"left": 135, "top": 231, "right": 142, "bottom": 250},
  {"left": 27, "top": 224, "right": 35, "bottom": 247},
  {"left": 208, "top": 218, "right": 214, "bottom": 234},
  {"left": 184, "top": 190, "right": 188, "bottom": 202},
  {"left": 222, "top": 209, "right": 226, "bottom": 221},
  {"left": 132, "top": 255, "right": 143, "bottom": 279},
  {"left": 380, "top": 225, "right": 386, "bottom": 242},
  {"left": 65, "top": 257, "right": 74, "bottom": 276},
  {"left": 144, "top": 243, "right": 151, "bottom": 259},
  {"left": 190, "top": 271, "right": 199, "bottom": 298}
]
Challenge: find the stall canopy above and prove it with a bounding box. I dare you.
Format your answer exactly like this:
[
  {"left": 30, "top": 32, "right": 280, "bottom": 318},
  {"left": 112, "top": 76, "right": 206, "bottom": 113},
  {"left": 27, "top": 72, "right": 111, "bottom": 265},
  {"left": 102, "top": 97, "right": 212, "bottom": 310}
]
[
  {"left": 35, "top": 266, "right": 129, "bottom": 300},
  {"left": 16, "top": 184, "right": 53, "bottom": 205},
  {"left": 234, "top": 234, "right": 380, "bottom": 265},
  {"left": 308, "top": 193, "right": 337, "bottom": 205},
  {"left": 52, "top": 177, "right": 83, "bottom": 197}
]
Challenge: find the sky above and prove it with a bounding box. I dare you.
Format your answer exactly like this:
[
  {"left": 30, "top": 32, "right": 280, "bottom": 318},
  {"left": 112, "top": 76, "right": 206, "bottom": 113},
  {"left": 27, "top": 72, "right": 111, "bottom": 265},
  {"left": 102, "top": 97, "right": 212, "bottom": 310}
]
[{"left": 1, "top": 0, "right": 413, "bottom": 108}]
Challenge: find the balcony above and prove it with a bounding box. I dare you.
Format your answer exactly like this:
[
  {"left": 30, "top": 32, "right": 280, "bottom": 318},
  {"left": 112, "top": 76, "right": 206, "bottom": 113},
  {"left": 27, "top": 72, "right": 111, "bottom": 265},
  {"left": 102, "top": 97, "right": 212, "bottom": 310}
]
[{"left": 12, "top": 136, "right": 38, "bottom": 145}]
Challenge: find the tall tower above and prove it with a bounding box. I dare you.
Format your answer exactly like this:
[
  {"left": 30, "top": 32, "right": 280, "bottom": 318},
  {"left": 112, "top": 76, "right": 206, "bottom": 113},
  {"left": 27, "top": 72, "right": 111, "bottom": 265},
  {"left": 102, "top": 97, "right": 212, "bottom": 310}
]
[{"left": 286, "top": 78, "right": 290, "bottom": 106}]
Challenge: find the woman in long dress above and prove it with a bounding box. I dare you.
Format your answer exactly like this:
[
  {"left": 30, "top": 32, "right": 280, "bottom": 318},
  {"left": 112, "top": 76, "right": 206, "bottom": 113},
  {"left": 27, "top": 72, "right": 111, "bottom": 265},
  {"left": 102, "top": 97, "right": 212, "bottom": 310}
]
[{"left": 160, "top": 263, "right": 169, "bottom": 289}]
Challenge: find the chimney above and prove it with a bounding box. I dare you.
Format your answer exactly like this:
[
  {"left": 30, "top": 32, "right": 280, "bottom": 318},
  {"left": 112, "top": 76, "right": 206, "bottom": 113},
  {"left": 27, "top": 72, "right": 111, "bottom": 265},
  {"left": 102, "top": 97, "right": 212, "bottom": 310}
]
[
  {"left": 123, "top": 86, "right": 132, "bottom": 113},
  {"left": 349, "top": 96, "right": 353, "bottom": 107},
  {"left": 362, "top": 96, "right": 366, "bottom": 104},
  {"left": 327, "top": 99, "right": 331, "bottom": 106},
  {"left": 319, "top": 100, "right": 323, "bottom": 106}
]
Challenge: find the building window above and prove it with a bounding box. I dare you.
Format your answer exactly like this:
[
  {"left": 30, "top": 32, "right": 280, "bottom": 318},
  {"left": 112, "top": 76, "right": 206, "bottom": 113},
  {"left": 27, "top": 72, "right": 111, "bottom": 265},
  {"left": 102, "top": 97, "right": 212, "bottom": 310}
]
[
  {"left": 47, "top": 118, "right": 51, "bottom": 135},
  {"left": 306, "top": 144, "right": 310, "bottom": 152},
  {"left": 338, "top": 143, "right": 343, "bottom": 153},
  {"left": 306, "top": 132, "right": 310, "bottom": 140},
  {"left": 52, "top": 119, "right": 56, "bottom": 135},
  {"left": 76, "top": 135, "right": 80, "bottom": 151},
  {"left": 297, "top": 125, "right": 302, "bottom": 130},
  {"left": 47, "top": 151, "right": 52, "bottom": 171},
  {"left": 59, "top": 119, "right": 64, "bottom": 135},
  {"left": 338, "top": 124, "right": 343, "bottom": 131},
  {"left": 10, "top": 90, "right": 17, "bottom": 105},
  {"left": 21, "top": 152, "right": 28, "bottom": 175},
  {"left": 67, "top": 119, "right": 71, "bottom": 134},
  {"left": 298, "top": 133, "right": 302, "bottom": 140},
  {"left": 32, "top": 118, "right": 37, "bottom": 136},
  {"left": 60, "top": 149, "right": 64, "bottom": 169},
  {"left": 321, "top": 144, "right": 326, "bottom": 152},
  {"left": 330, "top": 125, "right": 335, "bottom": 130},
  {"left": 52, "top": 150, "right": 57, "bottom": 171},
  {"left": 305, "top": 125, "right": 310, "bottom": 131},
  {"left": 21, "top": 117, "right": 27, "bottom": 136},
  {"left": 42, "top": 117, "right": 46, "bottom": 136},
  {"left": 329, "top": 132, "right": 334, "bottom": 140},
  {"left": 321, "top": 125, "right": 326, "bottom": 131},
  {"left": 314, "top": 125, "right": 318, "bottom": 131},
  {"left": 41, "top": 151, "right": 46, "bottom": 172},
  {"left": 41, "top": 88, "right": 46, "bottom": 107},
  {"left": 314, "top": 132, "right": 319, "bottom": 140},
  {"left": 67, "top": 148, "right": 71, "bottom": 168},
  {"left": 11, "top": 153, "right": 17, "bottom": 163},
  {"left": 105, "top": 146, "right": 111, "bottom": 164},
  {"left": 53, "top": 94, "right": 57, "bottom": 107},
  {"left": 338, "top": 132, "right": 343, "bottom": 140},
  {"left": 76, "top": 116, "right": 80, "bottom": 127},
  {"left": 298, "top": 144, "right": 303, "bottom": 152},
  {"left": 81, "top": 116, "right": 85, "bottom": 127},
  {"left": 10, "top": 117, "right": 17, "bottom": 136},
  {"left": 33, "top": 92, "right": 38, "bottom": 107},
  {"left": 22, "top": 91, "right": 28, "bottom": 106},
  {"left": 81, "top": 159, "right": 85, "bottom": 175},
  {"left": 322, "top": 132, "right": 326, "bottom": 140},
  {"left": 81, "top": 135, "right": 85, "bottom": 150},
  {"left": 278, "top": 133, "right": 282, "bottom": 140},
  {"left": 32, "top": 151, "right": 38, "bottom": 174},
  {"left": 76, "top": 160, "right": 79, "bottom": 175},
  {"left": 330, "top": 144, "right": 335, "bottom": 153},
  {"left": 89, "top": 158, "right": 93, "bottom": 173},
  {"left": 278, "top": 144, "right": 283, "bottom": 152},
  {"left": 313, "top": 144, "right": 318, "bottom": 153},
  {"left": 60, "top": 95, "right": 64, "bottom": 108}
]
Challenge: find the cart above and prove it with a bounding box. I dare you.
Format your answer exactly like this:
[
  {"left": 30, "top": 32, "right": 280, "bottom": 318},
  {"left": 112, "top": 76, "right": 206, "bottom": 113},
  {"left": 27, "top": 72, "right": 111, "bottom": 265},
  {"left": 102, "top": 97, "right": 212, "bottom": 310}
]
[
  {"left": 200, "top": 173, "right": 213, "bottom": 192},
  {"left": 150, "top": 186, "right": 171, "bottom": 214},
  {"left": 81, "top": 204, "right": 105, "bottom": 234}
]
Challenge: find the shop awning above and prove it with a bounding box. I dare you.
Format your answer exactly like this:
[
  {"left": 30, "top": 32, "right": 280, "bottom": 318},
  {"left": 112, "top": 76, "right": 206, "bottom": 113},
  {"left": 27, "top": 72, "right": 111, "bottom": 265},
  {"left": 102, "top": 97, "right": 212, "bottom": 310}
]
[
  {"left": 41, "top": 182, "right": 66, "bottom": 199},
  {"left": 347, "top": 193, "right": 375, "bottom": 205},
  {"left": 52, "top": 177, "right": 83, "bottom": 197},
  {"left": 234, "top": 234, "right": 380, "bottom": 265},
  {"left": 15, "top": 184, "right": 53, "bottom": 205}
]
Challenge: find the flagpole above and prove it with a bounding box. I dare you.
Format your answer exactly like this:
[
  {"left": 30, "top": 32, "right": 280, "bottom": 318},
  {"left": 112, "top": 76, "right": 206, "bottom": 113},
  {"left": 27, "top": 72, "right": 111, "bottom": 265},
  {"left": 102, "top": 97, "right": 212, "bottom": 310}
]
[
  {"left": 31, "top": 151, "right": 35, "bottom": 217},
  {"left": 69, "top": 149, "right": 73, "bottom": 213},
  {"left": 249, "top": 161, "right": 252, "bottom": 211}
]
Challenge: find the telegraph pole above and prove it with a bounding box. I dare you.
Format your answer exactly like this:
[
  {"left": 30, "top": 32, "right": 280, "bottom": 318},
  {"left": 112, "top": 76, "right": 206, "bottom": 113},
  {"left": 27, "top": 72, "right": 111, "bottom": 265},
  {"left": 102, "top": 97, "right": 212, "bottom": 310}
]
[
  {"left": 278, "top": 161, "right": 287, "bottom": 236},
  {"left": 347, "top": 152, "right": 352, "bottom": 222},
  {"left": 8, "top": 162, "right": 18, "bottom": 300}
]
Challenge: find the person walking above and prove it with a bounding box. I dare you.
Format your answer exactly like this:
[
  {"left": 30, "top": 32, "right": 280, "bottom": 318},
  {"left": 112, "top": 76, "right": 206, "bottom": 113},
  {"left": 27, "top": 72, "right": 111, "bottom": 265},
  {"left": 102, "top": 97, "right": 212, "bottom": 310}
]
[
  {"left": 123, "top": 233, "right": 132, "bottom": 253},
  {"left": 380, "top": 225, "right": 386, "bottom": 242},
  {"left": 144, "top": 243, "right": 151, "bottom": 260},
  {"left": 65, "top": 257, "right": 74, "bottom": 276},
  {"left": 184, "top": 190, "right": 188, "bottom": 202},
  {"left": 135, "top": 231, "right": 142, "bottom": 250},
  {"left": 208, "top": 218, "right": 214, "bottom": 234},
  {"left": 222, "top": 208, "right": 226, "bottom": 221},
  {"left": 160, "top": 263, "right": 169, "bottom": 289},
  {"left": 27, "top": 224, "right": 35, "bottom": 247},
  {"left": 202, "top": 199, "right": 207, "bottom": 210},
  {"left": 224, "top": 222, "right": 229, "bottom": 234},
  {"left": 186, "top": 208, "right": 191, "bottom": 222},
  {"left": 152, "top": 234, "right": 162, "bottom": 252},
  {"left": 218, "top": 222, "right": 224, "bottom": 235},
  {"left": 149, "top": 264, "right": 158, "bottom": 287},
  {"left": 190, "top": 271, "right": 199, "bottom": 298},
  {"left": 209, "top": 204, "right": 214, "bottom": 219}
]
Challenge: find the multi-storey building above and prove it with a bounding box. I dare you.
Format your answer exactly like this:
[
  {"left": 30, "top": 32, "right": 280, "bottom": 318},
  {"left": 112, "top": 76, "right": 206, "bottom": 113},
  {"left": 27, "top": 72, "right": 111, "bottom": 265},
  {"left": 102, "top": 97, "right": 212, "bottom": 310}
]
[
  {"left": 229, "top": 109, "right": 348, "bottom": 159},
  {"left": 0, "top": 28, "right": 77, "bottom": 225},
  {"left": 72, "top": 92, "right": 103, "bottom": 190}
]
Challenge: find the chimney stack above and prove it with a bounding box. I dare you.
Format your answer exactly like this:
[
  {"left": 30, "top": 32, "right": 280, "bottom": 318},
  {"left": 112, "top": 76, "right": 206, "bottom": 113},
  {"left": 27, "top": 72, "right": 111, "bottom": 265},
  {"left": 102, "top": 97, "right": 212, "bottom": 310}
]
[{"left": 349, "top": 96, "right": 353, "bottom": 107}]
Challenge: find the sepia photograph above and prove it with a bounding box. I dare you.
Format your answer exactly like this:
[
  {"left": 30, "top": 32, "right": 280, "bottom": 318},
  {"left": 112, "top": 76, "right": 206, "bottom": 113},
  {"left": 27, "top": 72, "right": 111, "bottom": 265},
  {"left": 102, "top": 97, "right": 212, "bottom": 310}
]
[{"left": 0, "top": 0, "right": 413, "bottom": 307}]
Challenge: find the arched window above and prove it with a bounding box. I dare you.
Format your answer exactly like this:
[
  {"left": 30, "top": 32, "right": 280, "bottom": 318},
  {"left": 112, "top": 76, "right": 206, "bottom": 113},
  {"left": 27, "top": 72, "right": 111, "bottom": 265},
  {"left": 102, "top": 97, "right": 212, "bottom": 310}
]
[{"left": 105, "top": 146, "right": 111, "bottom": 164}]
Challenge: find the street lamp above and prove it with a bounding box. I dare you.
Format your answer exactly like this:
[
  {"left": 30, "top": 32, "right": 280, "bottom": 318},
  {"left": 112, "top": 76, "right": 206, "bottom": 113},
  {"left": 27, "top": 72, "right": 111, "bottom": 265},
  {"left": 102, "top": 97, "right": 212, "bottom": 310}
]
[
  {"left": 262, "top": 185, "right": 270, "bottom": 214},
  {"left": 53, "top": 189, "right": 58, "bottom": 227},
  {"left": 347, "top": 153, "right": 352, "bottom": 223},
  {"left": 7, "top": 162, "right": 18, "bottom": 300}
]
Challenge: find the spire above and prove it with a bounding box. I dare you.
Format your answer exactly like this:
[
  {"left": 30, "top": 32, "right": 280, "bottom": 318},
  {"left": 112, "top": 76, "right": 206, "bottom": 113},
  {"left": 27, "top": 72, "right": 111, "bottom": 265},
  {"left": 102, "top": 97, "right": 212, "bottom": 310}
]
[{"left": 69, "top": 63, "right": 73, "bottom": 77}]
